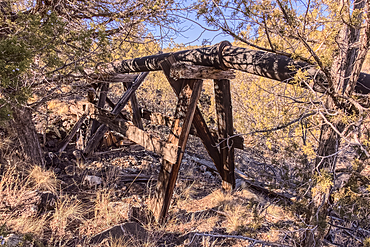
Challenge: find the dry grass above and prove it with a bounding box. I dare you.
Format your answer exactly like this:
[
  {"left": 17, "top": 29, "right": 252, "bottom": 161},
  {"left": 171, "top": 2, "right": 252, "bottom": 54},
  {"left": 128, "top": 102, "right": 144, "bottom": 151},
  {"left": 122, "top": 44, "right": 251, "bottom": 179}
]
[
  {"left": 50, "top": 197, "right": 84, "bottom": 240},
  {"left": 108, "top": 234, "right": 159, "bottom": 247},
  {"left": 28, "top": 166, "right": 58, "bottom": 193},
  {"left": 6, "top": 214, "right": 48, "bottom": 238},
  {"left": 0, "top": 127, "right": 301, "bottom": 247},
  {"left": 0, "top": 136, "right": 12, "bottom": 151},
  {"left": 0, "top": 78, "right": 318, "bottom": 246},
  {"left": 224, "top": 204, "right": 248, "bottom": 233},
  {"left": 0, "top": 165, "right": 49, "bottom": 242},
  {"left": 0, "top": 166, "right": 31, "bottom": 212},
  {"left": 47, "top": 100, "right": 70, "bottom": 115},
  {"left": 80, "top": 189, "right": 127, "bottom": 236}
]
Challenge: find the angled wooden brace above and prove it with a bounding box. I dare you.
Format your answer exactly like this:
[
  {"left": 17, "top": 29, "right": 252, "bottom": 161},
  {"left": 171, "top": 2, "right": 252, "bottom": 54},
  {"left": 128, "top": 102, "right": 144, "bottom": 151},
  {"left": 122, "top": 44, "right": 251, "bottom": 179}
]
[
  {"left": 84, "top": 72, "right": 149, "bottom": 156},
  {"left": 122, "top": 80, "right": 144, "bottom": 130},
  {"left": 160, "top": 57, "right": 225, "bottom": 177},
  {"left": 152, "top": 59, "right": 205, "bottom": 224}
]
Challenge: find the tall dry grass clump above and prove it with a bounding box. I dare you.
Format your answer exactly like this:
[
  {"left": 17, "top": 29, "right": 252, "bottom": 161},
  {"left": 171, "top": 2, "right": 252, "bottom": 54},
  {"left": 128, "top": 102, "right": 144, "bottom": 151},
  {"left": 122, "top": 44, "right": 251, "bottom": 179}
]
[
  {"left": 0, "top": 165, "right": 49, "bottom": 240},
  {"left": 80, "top": 189, "right": 127, "bottom": 236},
  {"left": 50, "top": 197, "right": 84, "bottom": 240},
  {"left": 28, "top": 165, "right": 58, "bottom": 193}
]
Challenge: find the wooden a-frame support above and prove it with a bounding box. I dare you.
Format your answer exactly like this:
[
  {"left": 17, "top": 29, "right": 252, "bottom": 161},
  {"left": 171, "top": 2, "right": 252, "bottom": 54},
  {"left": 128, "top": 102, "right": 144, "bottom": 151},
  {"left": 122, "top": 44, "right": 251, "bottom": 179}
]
[
  {"left": 81, "top": 60, "right": 238, "bottom": 224},
  {"left": 152, "top": 58, "right": 203, "bottom": 223},
  {"left": 152, "top": 57, "right": 237, "bottom": 223},
  {"left": 214, "top": 79, "right": 235, "bottom": 190}
]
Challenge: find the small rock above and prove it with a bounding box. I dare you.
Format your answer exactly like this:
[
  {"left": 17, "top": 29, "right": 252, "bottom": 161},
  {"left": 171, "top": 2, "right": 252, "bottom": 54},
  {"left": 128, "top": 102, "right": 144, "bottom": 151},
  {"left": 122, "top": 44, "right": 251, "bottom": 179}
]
[
  {"left": 89, "top": 222, "right": 147, "bottom": 245},
  {"left": 4, "top": 234, "right": 22, "bottom": 247},
  {"left": 204, "top": 171, "right": 213, "bottom": 178},
  {"left": 200, "top": 165, "right": 207, "bottom": 172},
  {"left": 84, "top": 175, "right": 102, "bottom": 187}
]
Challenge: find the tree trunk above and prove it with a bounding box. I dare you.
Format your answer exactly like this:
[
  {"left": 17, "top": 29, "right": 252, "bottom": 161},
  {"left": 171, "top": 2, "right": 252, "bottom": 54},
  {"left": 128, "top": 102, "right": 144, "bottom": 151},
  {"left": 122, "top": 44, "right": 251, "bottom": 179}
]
[
  {"left": 303, "top": 2, "right": 368, "bottom": 245},
  {"left": 303, "top": 113, "right": 344, "bottom": 247},
  {"left": 11, "top": 106, "right": 44, "bottom": 166}
]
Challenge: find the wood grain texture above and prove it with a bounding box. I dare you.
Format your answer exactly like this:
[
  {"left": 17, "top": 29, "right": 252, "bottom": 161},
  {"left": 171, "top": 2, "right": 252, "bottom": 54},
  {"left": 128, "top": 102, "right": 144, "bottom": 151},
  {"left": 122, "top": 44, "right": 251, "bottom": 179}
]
[
  {"left": 170, "top": 62, "right": 235, "bottom": 80},
  {"left": 84, "top": 72, "right": 148, "bottom": 155},
  {"left": 214, "top": 79, "right": 235, "bottom": 191},
  {"left": 93, "top": 109, "right": 178, "bottom": 163}
]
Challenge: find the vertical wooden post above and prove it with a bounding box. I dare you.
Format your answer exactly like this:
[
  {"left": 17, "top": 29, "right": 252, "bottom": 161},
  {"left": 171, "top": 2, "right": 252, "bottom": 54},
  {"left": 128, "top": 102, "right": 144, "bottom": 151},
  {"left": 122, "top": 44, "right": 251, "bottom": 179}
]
[
  {"left": 123, "top": 81, "right": 144, "bottom": 130},
  {"left": 90, "top": 83, "right": 109, "bottom": 135},
  {"left": 160, "top": 58, "right": 224, "bottom": 176},
  {"left": 214, "top": 79, "right": 235, "bottom": 191},
  {"left": 153, "top": 80, "right": 203, "bottom": 223}
]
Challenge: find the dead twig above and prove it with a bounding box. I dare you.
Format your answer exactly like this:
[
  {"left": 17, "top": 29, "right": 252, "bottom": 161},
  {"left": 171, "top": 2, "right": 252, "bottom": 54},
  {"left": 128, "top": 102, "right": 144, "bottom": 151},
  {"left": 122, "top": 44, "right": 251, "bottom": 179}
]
[{"left": 185, "top": 232, "right": 292, "bottom": 247}]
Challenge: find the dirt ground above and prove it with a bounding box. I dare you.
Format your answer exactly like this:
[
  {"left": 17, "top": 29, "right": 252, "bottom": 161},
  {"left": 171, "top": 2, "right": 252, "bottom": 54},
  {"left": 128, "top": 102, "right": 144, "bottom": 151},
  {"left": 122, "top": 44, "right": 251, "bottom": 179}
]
[{"left": 0, "top": 99, "right": 368, "bottom": 247}]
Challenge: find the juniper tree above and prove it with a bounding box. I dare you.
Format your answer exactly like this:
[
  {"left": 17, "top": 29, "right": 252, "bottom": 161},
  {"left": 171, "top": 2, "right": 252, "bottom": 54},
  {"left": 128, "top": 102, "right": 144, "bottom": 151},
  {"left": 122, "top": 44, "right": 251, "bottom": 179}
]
[{"left": 0, "top": 0, "right": 174, "bottom": 165}]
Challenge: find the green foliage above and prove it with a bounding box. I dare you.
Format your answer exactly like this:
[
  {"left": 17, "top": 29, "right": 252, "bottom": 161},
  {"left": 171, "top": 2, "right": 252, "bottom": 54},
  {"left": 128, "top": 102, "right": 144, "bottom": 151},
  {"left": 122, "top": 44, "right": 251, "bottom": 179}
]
[
  {"left": 0, "top": 10, "right": 66, "bottom": 120},
  {"left": 0, "top": 4, "right": 118, "bottom": 121},
  {"left": 312, "top": 170, "right": 333, "bottom": 196}
]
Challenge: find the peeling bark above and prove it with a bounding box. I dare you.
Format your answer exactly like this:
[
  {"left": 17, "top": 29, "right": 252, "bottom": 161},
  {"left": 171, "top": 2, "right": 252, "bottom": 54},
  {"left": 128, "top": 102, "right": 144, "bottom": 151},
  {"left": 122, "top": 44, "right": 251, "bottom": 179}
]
[{"left": 11, "top": 106, "right": 44, "bottom": 166}]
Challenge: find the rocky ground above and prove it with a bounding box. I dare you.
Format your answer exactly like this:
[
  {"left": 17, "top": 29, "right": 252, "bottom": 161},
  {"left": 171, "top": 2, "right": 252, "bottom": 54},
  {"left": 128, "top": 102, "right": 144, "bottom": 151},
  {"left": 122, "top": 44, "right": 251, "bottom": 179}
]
[{"left": 0, "top": 100, "right": 369, "bottom": 247}]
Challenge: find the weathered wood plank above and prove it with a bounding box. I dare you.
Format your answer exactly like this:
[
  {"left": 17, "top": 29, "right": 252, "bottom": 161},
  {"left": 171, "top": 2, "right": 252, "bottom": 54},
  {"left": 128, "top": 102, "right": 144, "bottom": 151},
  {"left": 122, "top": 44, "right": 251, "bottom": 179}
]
[
  {"left": 152, "top": 79, "right": 188, "bottom": 223},
  {"left": 160, "top": 58, "right": 224, "bottom": 176},
  {"left": 214, "top": 79, "right": 235, "bottom": 191},
  {"left": 170, "top": 62, "right": 235, "bottom": 80},
  {"left": 139, "top": 108, "right": 244, "bottom": 149},
  {"left": 92, "top": 109, "right": 178, "bottom": 163},
  {"left": 90, "top": 83, "right": 109, "bottom": 135},
  {"left": 105, "top": 97, "right": 129, "bottom": 120},
  {"left": 57, "top": 113, "right": 87, "bottom": 154},
  {"left": 83, "top": 72, "right": 149, "bottom": 156},
  {"left": 157, "top": 79, "right": 203, "bottom": 224},
  {"left": 123, "top": 81, "right": 144, "bottom": 130}
]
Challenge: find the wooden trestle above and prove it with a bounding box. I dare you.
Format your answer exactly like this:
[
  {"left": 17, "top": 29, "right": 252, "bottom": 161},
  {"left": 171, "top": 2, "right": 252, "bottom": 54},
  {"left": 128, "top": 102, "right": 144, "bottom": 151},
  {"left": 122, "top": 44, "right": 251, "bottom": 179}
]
[{"left": 82, "top": 57, "right": 242, "bottom": 224}]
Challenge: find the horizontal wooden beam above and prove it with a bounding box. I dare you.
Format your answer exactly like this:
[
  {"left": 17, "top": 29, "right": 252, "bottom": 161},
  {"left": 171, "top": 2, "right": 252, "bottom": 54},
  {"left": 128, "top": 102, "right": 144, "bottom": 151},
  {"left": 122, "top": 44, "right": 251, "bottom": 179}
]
[
  {"left": 170, "top": 62, "right": 235, "bottom": 80},
  {"left": 92, "top": 109, "right": 178, "bottom": 164},
  {"left": 113, "top": 41, "right": 370, "bottom": 94}
]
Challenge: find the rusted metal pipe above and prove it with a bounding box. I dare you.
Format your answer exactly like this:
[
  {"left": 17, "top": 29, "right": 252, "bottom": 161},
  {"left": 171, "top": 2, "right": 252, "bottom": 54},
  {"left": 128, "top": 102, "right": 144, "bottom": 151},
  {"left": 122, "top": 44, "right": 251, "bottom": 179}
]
[{"left": 114, "top": 41, "right": 370, "bottom": 94}]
